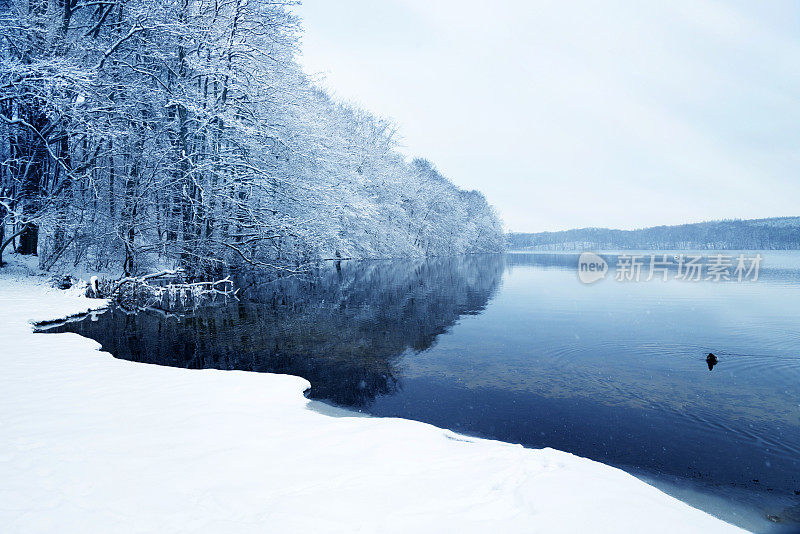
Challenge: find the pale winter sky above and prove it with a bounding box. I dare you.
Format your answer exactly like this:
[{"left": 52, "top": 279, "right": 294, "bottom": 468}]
[{"left": 295, "top": 0, "right": 800, "bottom": 232}]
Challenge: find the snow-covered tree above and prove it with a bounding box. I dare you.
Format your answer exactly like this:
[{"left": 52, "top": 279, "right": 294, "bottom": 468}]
[{"left": 0, "top": 0, "right": 503, "bottom": 275}]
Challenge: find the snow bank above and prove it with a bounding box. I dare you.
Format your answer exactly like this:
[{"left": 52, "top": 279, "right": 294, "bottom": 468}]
[{"left": 0, "top": 274, "right": 745, "bottom": 533}]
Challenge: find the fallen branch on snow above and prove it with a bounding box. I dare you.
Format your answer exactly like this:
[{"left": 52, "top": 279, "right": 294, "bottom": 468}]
[{"left": 110, "top": 271, "right": 238, "bottom": 312}]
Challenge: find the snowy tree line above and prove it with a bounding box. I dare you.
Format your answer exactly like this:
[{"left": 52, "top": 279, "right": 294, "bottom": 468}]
[
  {"left": 0, "top": 0, "right": 503, "bottom": 276},
  {"left": 508, "top": 217, "right": 800, "bottom": 251}
]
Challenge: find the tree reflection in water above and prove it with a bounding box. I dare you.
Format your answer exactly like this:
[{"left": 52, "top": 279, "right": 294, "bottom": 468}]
[{"left": 46, "top": 255, "right": 504, "bottom": 407}]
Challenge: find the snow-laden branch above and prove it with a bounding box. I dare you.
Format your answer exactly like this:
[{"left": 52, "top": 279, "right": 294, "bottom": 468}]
[{"left": 96, "top": 20, "right": 146, "bottom": 70}]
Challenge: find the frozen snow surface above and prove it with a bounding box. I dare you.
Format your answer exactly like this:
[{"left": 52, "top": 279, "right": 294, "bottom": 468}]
[{"left": 0, "top": 273, "right": 747, "bottom": 533}]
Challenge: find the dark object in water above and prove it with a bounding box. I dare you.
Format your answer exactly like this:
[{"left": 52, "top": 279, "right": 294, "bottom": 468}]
[{"left": 706, "top": 353, "right": 718, "bottom": 371}]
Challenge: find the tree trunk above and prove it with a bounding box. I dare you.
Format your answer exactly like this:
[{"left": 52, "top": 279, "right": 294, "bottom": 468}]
[
  {"left": 0, "top": 211, "right": 5, "bottom": 265},
  {"left": 17, "top": 222, "right": 38, "bottom": 255}
]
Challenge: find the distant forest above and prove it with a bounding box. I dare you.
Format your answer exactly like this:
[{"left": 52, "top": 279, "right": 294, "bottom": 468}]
[
  {"left": 508, "top": 217, "right": 800, "bottom": 251},
  {"left": 0, "top": 0, "right": 503, "bottom": 277}
]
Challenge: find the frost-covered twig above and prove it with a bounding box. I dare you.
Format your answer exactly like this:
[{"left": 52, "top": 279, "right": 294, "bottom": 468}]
[{"left": 111, "top": 272, "right": 238, "bottom": 312}]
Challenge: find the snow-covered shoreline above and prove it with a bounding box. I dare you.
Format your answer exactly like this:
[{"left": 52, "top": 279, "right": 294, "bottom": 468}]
[{"left": 0, "top": 273, "right": 745, "bottom": 533}]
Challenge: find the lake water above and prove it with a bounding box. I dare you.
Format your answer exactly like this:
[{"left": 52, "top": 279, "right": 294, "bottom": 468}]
[{"left": 40, "top": 252, "right": 800, "bottom": 532}]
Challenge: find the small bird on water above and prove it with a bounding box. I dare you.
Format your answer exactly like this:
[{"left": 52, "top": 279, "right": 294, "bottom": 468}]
[{"left": 706, "top": 353, "right": 718, "bottom": 371}]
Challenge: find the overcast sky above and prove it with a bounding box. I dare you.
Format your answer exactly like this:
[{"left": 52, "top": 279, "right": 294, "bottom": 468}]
[{"left": 296, "top": 0, "right": 800, "bottom": 232}]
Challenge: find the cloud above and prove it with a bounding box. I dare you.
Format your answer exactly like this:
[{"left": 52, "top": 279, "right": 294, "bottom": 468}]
[{"left": 297, "top": 0, "right": 800, "bottom": 231}]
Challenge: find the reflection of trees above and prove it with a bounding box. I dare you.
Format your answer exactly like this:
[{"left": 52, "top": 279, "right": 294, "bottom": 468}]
[
  {"left": 48, "top": 255, "right": 504, "bottom": 407},
  {"left": 505, "top": 252, "right": 800, "bottom": 284},
  {"left": 504, "top": 252, "right": 580, "bottom": 269}
]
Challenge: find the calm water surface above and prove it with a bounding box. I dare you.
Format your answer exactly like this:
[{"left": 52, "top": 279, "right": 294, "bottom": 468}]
[{"left": 41, "top": 252, "right": 800, "bottom": 532}]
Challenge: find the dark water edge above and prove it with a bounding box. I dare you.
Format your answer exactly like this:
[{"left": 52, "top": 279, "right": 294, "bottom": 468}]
[{"left": 37, "top": 253, "right": 800, "bottom": 532}]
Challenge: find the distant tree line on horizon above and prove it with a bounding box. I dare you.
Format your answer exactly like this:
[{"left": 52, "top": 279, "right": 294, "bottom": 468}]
[
  {"left": 507, "top": 217, "right": 800, "bottom": 251},
  {"left": 0, "top": 0, "right": 503, "bottom": 277}
]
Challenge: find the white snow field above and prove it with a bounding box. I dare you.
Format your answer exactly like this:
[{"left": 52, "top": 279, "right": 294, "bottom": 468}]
[{"left": 0, "top": 274, "right": 746, "bottom": 533}]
